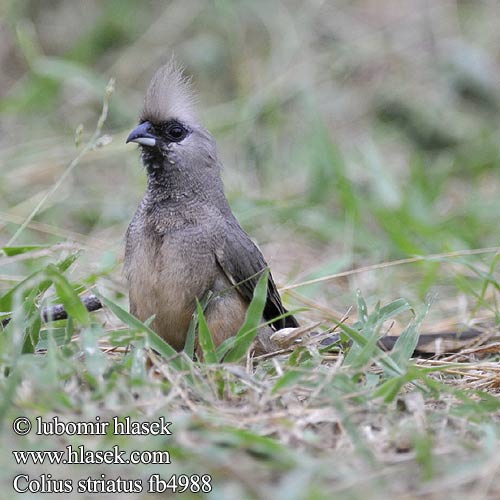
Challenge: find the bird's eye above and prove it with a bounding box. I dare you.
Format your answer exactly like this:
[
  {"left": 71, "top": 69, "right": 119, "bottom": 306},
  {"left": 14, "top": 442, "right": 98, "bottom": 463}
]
[{"left": 166, "top": 123, "right": 188, "bottom": 142}]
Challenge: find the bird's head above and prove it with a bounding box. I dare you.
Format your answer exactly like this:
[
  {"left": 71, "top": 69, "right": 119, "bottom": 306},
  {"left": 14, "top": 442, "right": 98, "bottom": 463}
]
[{"left": 126, "top": 59, "right": 217, "bottom": 173}]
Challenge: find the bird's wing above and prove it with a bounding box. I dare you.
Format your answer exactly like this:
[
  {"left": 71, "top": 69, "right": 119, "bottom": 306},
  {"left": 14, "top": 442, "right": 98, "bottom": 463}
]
[{"left": 215, "top": 221, "right": 298, "bottom": 330}]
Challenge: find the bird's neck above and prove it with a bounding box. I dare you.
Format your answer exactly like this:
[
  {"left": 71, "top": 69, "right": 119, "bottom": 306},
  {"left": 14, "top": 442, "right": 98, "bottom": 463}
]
[
  {"left": 143, "top": 160, "right": 229, "bottom": 216},
  {"left": 146, "top": 164, "right": 196, "bottom": 201}
]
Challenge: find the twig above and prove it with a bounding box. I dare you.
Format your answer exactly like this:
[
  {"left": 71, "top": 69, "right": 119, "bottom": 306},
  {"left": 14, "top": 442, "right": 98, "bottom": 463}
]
[{"left": 1, "top": 294, "right": 103, "bottom": 329}]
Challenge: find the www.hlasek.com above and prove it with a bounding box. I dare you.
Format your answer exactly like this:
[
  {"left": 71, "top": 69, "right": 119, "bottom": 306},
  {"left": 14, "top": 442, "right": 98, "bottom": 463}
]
[{"left": 11, "top": 416, "right": 212, "bottom": 494}]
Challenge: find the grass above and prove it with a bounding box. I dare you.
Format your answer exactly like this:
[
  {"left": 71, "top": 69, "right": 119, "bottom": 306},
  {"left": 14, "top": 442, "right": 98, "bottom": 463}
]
[{"left": 2, "top": 1, "right": 500, "bottom": 498}]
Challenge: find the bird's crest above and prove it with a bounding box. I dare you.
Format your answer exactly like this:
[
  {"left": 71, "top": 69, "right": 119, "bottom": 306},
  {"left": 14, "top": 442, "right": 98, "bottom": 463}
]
[{"left": 141, "top": 58, "right": 198, "bottom": 124}]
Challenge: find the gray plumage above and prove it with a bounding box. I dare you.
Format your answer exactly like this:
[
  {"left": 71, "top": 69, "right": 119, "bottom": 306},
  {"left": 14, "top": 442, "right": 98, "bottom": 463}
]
[{"left": 125, "top": 60, "right": 298, "bottom": 354}]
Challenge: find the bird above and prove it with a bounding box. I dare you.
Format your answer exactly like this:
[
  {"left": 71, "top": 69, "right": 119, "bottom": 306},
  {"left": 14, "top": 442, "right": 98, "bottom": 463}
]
[{"left": 124, "top": 60, "right": 299, "bottom": 356}]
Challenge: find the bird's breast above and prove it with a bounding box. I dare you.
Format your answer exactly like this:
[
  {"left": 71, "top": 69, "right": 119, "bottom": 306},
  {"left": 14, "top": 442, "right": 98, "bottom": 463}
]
[{"left": 125, "top": 224, "right": 216, "bottom": 350}]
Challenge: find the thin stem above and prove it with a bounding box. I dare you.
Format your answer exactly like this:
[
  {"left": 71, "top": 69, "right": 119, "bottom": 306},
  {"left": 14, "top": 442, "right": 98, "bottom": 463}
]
[
  {"left": 6, "top": 79, "right": 115, "bottom": 247},
  {"left": 280, "top": 247, "right": 500, "bottom": 292}
]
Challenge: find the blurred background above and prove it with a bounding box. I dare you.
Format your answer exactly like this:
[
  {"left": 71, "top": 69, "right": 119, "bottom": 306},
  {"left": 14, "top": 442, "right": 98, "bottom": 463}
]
[{"left": 1, "top": 0, "right": 500, "bottom": 328}]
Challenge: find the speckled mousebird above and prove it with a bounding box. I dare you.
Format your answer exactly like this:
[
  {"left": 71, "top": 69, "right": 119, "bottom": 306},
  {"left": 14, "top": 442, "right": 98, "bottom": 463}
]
[{"left": 124, "top": 60, "right": 298, "bottom": 354}]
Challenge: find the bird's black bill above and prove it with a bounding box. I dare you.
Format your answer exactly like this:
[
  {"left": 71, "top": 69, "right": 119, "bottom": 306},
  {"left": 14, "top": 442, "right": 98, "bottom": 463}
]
[{"left": 126, "top": 121, "right": 157, "bottom": 147}]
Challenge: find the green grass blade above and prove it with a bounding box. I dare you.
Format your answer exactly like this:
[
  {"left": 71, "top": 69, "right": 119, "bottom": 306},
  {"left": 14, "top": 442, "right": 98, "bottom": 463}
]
[
  {"left": 378, "top": 298, "right": 413, "bottom": 322},
  {"left": 336, "top": 320, "right": 403, "bottom": 376},
  {"left": 196, "top": 299, "right": 218, "bottom": 363},
  {"left": 44, "top": 264, "right": 90, "bottom": 326},
  {"left": 21, "top": 287, "right": 43, "bottom": 353},
  {"left": 1, "top": 245, "right": 51, "bottom": 257},
  {"left": 184, "top": 291, "right": 213, "bottom": 359},
  {"left": 223, "top": 269, "right": 269, "bottom": 363},
  {"left": 0, "top": 252, "right": 79, "bottom": 312},
  {"left": 390, "top": 301, "right": 431, "bottom": 368}
]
